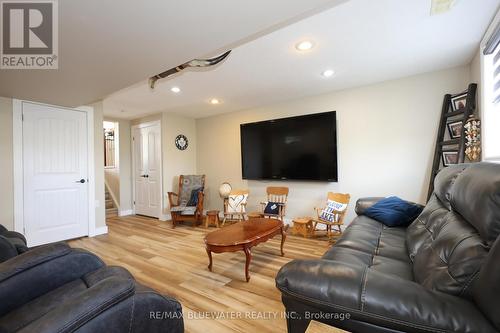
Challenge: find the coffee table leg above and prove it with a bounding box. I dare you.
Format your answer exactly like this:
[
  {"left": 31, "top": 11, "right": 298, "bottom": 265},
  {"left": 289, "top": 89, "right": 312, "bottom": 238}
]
[
  {"left": 243, "top": 246, "right": 252, "bottom": 282},
  {"left": 206, "top": 248, "right": 213, "bottom": 271},
  {"left": 280, "top": 226, "right": 286, "bottom": 256}
]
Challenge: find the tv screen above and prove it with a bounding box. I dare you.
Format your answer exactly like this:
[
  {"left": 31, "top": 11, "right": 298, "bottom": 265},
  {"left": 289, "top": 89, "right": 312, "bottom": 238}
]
[{"left": 240, "top": 111, "right": 338, "bottom": 182}]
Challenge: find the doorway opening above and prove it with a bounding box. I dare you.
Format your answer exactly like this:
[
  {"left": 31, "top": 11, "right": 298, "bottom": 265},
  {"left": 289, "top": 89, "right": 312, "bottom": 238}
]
[{"left": 103, "top": 121, "right": 119, "bottom": 218}]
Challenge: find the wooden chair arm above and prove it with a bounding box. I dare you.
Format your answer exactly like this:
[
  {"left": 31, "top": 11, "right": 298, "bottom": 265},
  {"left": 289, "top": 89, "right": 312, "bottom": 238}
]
[
  {"left": 196, "top": 191, "right": 204, "bottom": 213},
  {"left": 168, "top": 192, "right": 179, "bottom": 207}
]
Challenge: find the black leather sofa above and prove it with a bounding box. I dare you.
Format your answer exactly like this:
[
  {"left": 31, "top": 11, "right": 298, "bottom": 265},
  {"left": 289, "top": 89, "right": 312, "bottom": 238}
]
[
  {"left": 276, "top": 162, "right": 500, "bottom": 333},
  {"left": 0, "top": 225, "right": 28, "bottom": 263},
  {"left": 0, "top": 242, "right": 184, "bottom": 333}
]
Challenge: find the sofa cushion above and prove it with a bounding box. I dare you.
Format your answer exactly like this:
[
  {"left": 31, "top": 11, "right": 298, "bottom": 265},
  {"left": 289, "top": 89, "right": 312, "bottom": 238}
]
[
  {"left": 473, "top": 236, "right": 500, "bottom": 331},
  {"left": 450, "top": 162, "right": 500, "bottom": 245},
  {"left": 433, "top": 164, "right": 468, "bottom": 210},
  {"left": 363, "top": 196, "right": 422, "bottom": 227},
  {"left": 406, "top": 194, "right": 450, "bottom": 261},
  {"left": 324, "top": 216, "right": 413, "bottom": 280},
  {"left": 412, "top": 211, "right": 488, "bottom": 298},
  {"left": 0, "top": 266, "right": 134, "bottom": 333}
]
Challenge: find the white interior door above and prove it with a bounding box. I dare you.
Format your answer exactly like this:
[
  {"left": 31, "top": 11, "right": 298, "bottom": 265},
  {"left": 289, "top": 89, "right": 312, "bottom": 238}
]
[
  {"left": 133, "top": 123, "right": 161, "bottom": 218},
  {"left": 23, "top": 102, "right": 89, "bottom": 246}
]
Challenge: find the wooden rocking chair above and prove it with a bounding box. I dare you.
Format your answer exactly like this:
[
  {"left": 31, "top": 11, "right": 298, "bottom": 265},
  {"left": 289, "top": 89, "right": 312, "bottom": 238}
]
[
  {"left": 312, "top": 192, "right": 350, "bottom": 241},
  {"left": 168, "top": 175, "right": 205, "bottom": 228}
]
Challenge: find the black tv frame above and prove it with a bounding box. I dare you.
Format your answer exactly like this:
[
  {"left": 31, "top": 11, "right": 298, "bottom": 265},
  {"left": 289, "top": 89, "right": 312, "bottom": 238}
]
[{"left": 240, "top": 111, "right": 338, "bottom": 182}]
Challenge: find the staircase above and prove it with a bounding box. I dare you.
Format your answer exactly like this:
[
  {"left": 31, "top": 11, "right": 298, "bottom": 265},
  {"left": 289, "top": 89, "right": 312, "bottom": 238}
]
[{"left": 105, "top": 189, "right": 118, "bottom": 218}]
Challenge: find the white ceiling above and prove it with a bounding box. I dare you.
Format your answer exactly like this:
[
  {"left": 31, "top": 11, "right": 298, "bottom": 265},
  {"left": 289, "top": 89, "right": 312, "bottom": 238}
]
[
  {"left": 104, "top": 0, "right": 499, "bottom": 120},
  {"left": 0, "top": 0, "right": 343, "bottom": 106}
]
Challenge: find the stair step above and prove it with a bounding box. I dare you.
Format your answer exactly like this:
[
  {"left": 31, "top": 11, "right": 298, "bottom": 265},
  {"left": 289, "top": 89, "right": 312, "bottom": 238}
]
[{"left": 106, "top": 208, "right": 118, "bottom": 218}]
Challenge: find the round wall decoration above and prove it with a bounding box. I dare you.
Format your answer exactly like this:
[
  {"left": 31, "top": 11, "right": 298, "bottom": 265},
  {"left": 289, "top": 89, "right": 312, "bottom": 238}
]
[{"left": 175, "top": 134, "right": 188, "bottom": 150}]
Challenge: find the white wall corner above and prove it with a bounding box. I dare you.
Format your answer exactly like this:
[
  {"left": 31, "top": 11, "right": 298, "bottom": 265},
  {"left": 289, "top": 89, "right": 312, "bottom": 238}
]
[
  {"left": 89, "top": 226, "right": 108, "bottom": 237},
  {"left": 119, "top": 209, "right": 133, "bottom": 217}
]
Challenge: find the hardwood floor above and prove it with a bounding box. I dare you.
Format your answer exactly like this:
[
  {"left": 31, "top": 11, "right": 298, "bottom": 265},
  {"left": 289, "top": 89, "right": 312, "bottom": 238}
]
[{"left": 69, "top": 215, "right": 348, "bottom": 333}]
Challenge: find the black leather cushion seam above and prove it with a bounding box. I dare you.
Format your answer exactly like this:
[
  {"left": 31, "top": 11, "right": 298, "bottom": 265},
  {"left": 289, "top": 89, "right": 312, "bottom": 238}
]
[
  {"left": 127, "top": 292, "right": 136, "bottom": 333},
  {"left": 278, "top": 286, "right": 446, "bottom": 333},
  {"left": 436, "top": 167, "right": 466, "bottom": 207},
  {"left": 55, "top": 281, "right": 135, "bottom": 333},
  {"left": 373, "top": 228, "right": 382, "bottom": 260},
  {"left": 81, "top": 276, "right": 90, "bottom": 289},
  {"left": 460, "top": 269, "right": 480, "bottom": 297},
  {"left": 360, "top": 266, "right": 368, "bottom": 311}
]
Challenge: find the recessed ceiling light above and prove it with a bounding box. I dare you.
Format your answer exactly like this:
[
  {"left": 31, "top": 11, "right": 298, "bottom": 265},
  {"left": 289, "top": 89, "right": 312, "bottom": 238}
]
[
  {"left": 322, "top": 69, "right": 335, "bottom": 78},
  {"left": 210, "top": 98, "right": 220, "bottom": 105},
  {"left": 295, "top": 40, "right": 314, "bottom": 51},
  {"left": 430, "top": 0, "right": 456, "bottom": 15},
  {"left": 170, "top": 86, "right": 181, "bottom": 93}
]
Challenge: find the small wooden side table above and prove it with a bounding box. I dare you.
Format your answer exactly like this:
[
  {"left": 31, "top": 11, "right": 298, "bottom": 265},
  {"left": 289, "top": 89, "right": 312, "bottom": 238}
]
[
  {"left": 205, "top": 210, "right": 220, "bottom": 228},
  {"left": 292, "top": 217, "right": 314, "bottom": 238}
]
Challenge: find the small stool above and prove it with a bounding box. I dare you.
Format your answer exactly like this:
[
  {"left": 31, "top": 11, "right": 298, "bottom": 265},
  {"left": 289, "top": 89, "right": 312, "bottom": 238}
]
[
  {"left": 205, "top": 210, "right": 220, "bottom": 228},
  {"left": 248, "top": 212, "right": 263, "bottom": 219},
  {"left": 292, "top": 217, "right": 313, "bottom": 238}
]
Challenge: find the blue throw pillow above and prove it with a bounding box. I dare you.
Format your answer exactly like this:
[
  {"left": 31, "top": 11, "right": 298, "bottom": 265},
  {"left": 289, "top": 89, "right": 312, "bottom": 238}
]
[
  {"left": 363, "top": 196, "right": 422, "bottom": 227},
  {"left": 264, "top": 202, "right": 282, "bottom": 215},
  {"left": 186, "top": 187, "right": 203, "bottom": 206}
]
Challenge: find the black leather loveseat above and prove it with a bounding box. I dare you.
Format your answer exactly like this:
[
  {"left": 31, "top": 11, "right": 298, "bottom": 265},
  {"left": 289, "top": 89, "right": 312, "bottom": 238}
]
[
  {"left": 276, "top": 162, "right": 500, "bottom": 333},
  {"left": 0, "top": 225, "right": 28, "bottom": 263},
  {"left": 0, "top": 242, "right": 184, "bottom": 333}
]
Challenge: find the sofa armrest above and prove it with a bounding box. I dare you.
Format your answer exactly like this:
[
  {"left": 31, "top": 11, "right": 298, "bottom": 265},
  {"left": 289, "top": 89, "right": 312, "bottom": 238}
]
[
  {"left": 276, "top": 259, "right": 497, "bottom": 333},
  {"left": 196, "top": 191, "right": 204, "bottom": 213},
  {"left": 0, "top": 243, "right": 104, "bottom": 316},
  {"left": 354, "top": 197, "right": 385, "bottom": 215},
  {"left": 355, "top": 197, "right": 424, "bottom": 216},
  {"left": 18, "top": 276, "right": 135, "bottom": 333}
]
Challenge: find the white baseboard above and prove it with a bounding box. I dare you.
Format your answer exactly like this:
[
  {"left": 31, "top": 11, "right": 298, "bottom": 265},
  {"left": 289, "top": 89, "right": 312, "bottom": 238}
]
[
  {"left": 160, "top": 213, "right": 171, "bottom": 221},
  {"left": 119, "top": 209, "right": 133, "bottom": 217},
  {"left": 90, "top": 226, "right": 108, "bottom": 237}
]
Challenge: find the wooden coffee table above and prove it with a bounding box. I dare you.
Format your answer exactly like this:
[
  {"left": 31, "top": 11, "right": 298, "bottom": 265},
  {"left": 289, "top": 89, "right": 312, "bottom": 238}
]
[{"left": 204, "top": 218, "right": 286, "bottom": 282}]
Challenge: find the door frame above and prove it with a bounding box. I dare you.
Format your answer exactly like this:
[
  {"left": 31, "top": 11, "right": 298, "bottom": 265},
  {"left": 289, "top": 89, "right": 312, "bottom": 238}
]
[
  {"left": 12, "top": 99, "right": 97, "bottom": 238},
  {"left": 131, "top": 120, "right": 164, "bottom": 220}
]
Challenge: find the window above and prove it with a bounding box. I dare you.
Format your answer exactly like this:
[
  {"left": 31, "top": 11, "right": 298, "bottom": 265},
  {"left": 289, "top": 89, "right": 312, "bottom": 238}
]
[
  {"left": 103, "top": 121, "right": 117, "bottom": 168},
  {"left": 482, "top": 18, "right": 500, "bottom": 162}
]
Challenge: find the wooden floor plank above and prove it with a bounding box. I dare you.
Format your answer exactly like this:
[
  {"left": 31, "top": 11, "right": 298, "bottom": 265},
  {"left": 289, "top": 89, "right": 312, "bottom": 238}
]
[{"left": 68, "top": 215, "right": 348, "bottom": 333}]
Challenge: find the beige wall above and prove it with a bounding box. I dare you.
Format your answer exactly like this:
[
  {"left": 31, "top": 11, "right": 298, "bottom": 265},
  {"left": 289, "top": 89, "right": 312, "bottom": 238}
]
[
  {"left": 196, "top": 66, "right": 471, "bottom": 223},
  {"left": 470, "top": 49, "right": 481, "bottom": 115},
  {"left": 162, "top": 112, "right": 197, "bottom": 196},
  {"left": 89, "top": 101, "right": 106, "bottom": 228},
  {"left": 0, "top": 97, "right": 14, "bottom": 230},
  {"left": 117, "top": 119, "right": 133, "bottom": 212}
]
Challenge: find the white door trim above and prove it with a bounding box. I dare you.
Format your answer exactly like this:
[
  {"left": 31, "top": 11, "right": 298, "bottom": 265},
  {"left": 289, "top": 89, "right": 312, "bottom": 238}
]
[
  {"left": 131, "top": 120, "right": 164, "bottom": 219},
  {"left": 12, "top": 99, "right": 97, "bottom": 238}
]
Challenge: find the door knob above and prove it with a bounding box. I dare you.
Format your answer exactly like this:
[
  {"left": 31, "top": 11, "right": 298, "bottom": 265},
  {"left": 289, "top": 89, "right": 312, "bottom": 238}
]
[
  {"left": 144, "top": 175, "right": 149, "bottom": 178},
  {"left": 75, "top": 179, "right": 86, "bottom": 183}
]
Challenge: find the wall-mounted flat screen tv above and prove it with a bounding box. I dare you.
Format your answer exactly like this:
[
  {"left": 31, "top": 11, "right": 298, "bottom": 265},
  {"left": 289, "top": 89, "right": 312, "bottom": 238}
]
[{"left": 240, "top": 111, "right": 338, "bottom": 182}]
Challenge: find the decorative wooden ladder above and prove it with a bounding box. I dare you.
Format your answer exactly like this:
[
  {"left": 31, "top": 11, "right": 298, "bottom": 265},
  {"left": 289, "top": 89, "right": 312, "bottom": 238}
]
[{"left": 427, "top": 83, "right": 477, "bottom": 201}]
